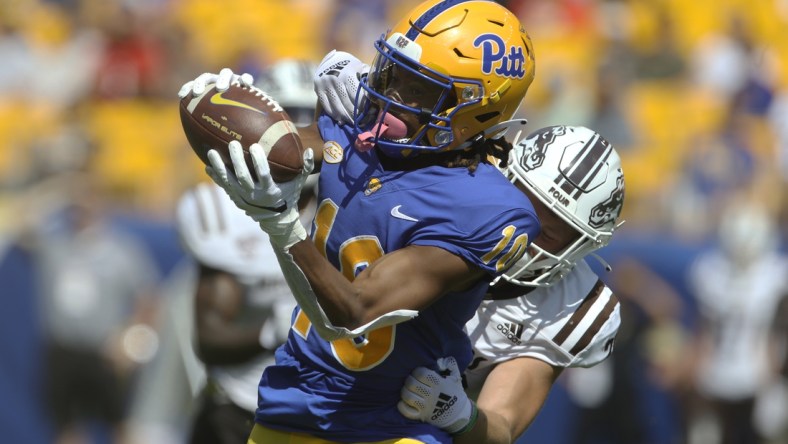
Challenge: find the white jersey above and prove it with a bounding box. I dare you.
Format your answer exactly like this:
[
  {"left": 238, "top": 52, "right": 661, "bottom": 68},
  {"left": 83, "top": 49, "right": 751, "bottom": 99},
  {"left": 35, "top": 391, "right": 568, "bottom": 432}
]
[
  {"left": 465, "top": 260, "right": 620, "bottom": 392},
  {"left": 176, "top": 182, "right": 295, "bottom": 412},
  {"left": 689, "top": 249, "right": 788, "bottom": 400}
]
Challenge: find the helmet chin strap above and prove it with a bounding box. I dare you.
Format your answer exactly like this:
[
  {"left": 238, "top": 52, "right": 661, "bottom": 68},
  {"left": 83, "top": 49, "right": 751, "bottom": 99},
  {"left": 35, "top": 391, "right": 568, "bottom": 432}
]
[
  {"left": 589, "top": 253, "right": 612, "bottom": 272},
  {"left": 587, "top": 222, "right": 625, "bottom": 273}
]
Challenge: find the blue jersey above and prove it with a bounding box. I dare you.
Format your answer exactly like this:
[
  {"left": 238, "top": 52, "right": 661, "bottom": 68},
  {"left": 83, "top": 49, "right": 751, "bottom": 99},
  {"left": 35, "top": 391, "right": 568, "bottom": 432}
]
[{"left": 255, "top": 114, "right": 540, "bottom": 443}]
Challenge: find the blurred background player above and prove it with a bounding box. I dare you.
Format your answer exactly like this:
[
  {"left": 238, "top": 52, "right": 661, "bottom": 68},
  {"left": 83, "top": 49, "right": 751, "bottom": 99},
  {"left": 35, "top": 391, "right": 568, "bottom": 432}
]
[
  {"left": 175, "top": 59, "right": 317, "bottom": 444},
  {"left": 761, "top": 284, "right": 788, "bottom": 442},
  {"left": 33, "top": 173, "right": 161, "bottom": 444},
  {"left": 685, "top": 197, "right": 788, "bottom": 444},
  {"left": 3, "top": 124, "right": 163, "bottom": 444},
  {"left": 397, "top": 125, "right": 625, "bottom": 444},
  {"left": 184, "top": 0, "right": 540, "bottom": 442}
]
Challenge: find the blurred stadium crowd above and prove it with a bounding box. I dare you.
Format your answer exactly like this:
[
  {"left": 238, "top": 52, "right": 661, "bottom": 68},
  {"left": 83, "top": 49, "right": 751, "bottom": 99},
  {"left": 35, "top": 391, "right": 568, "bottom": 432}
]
[{"left": 0, "top": 0, "right": 786, "bottom": 443}]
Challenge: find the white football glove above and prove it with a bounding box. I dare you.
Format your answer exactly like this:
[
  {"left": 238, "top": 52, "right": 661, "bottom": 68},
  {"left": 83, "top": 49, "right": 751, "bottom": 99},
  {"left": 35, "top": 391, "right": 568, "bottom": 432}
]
[
  {"left": 205, "top": 140, "right": 314, "bottom": 250},
  {"left": 177, "top": 67, "right": 254, "bottom": 98},
  {"left": 398, "top": 356, "right": 478, "bottom": 435},
  {"left": 314, "top": 50, "right": 370, "bottom": 124}
]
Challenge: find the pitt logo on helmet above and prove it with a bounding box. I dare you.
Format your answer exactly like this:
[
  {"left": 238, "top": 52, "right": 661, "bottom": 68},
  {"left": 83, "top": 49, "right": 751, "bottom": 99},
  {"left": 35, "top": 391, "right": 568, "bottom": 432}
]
[
  {"left": 473, "top": 33, "right": 527, "bottom": 79},
  {"left": 355, "top": 0, "right": 536, "bottom": 154}
]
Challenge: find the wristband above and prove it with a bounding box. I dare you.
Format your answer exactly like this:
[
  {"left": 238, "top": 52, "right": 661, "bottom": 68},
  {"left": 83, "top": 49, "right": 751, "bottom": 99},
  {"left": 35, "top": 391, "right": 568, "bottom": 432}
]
[{"left": 451, "top": 401, "right": 479, "bottom": 436}]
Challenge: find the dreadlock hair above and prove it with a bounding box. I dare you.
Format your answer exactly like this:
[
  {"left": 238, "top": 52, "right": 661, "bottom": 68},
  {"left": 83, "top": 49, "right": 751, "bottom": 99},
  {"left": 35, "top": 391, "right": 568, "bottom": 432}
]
[
  {"left": 376, "top": 134, "right": 514, "bottom": 173},
  {"left": 443, "top": 134, "right": 513, "bottom": 173},
  {"left": 379, "top": 134, "right": 512, "bottom": 173}
]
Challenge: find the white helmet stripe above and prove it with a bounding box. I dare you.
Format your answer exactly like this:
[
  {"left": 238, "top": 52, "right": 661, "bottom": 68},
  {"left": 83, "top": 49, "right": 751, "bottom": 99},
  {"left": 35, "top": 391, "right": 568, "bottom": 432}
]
[
  {"left": 555, "top": 133, "right": 612, "bottom": 199},
  {"left": 571, "top": 139, "right": 612, "bottom": 199}
]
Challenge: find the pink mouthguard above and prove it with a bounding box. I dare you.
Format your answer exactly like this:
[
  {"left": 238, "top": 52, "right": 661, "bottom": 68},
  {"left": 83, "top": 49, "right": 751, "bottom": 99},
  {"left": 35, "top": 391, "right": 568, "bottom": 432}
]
[{"left": 354, "top": 113, "right": 408, "bottom": 152}]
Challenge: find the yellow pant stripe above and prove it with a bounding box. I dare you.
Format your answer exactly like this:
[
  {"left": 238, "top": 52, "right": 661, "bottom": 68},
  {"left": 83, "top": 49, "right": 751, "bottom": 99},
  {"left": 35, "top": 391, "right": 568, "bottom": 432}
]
[{"left": 247, "top": 423, "right": 426, "bottom": 444}]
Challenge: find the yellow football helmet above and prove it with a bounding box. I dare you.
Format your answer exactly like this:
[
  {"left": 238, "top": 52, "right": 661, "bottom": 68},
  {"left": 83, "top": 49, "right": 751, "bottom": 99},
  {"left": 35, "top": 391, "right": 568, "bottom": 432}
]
[{"left": 355, "top": 0, "right": 536, "bottom": 156}]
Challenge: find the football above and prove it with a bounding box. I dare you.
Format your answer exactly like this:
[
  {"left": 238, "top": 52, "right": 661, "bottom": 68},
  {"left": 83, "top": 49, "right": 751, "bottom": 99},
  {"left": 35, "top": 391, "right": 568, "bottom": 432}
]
[{"left": 179, "top": 81, "right": 305, "bottom": 182}]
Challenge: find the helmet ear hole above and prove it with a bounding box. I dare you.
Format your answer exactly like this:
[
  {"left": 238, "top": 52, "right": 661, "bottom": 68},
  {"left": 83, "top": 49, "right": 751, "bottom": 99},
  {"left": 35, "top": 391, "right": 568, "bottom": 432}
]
[
  {"left": 476, "top": 111, "right": 500, "bottom": 123},
  {"left": 452, "top": 48, "right": 469, "bottom": 58}
]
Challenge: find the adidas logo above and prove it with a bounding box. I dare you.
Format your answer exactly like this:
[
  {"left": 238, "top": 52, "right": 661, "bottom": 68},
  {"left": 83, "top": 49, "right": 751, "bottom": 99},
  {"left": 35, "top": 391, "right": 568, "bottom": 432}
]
[
  {"left": 320, "top": 60, "right": 350, "bottom": 77},
  {"left": 431, "top": 392, "right": 457, "bottom": 420},
  {"left": 496, "top": 322, "right": 524, "bottom": 345}
]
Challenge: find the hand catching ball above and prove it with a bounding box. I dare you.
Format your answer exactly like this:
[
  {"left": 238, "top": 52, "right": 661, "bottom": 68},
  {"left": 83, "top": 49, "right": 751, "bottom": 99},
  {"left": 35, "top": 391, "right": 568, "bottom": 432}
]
[{"left": 179, "top": 81, "right": 305, "bottom": 183}]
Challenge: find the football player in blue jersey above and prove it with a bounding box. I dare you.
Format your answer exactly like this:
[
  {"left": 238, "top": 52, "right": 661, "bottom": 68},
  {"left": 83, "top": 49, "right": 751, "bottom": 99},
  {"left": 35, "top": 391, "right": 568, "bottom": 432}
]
[
  {"left": 397, "top": 125, "right": 626, "bottom": 444},
  {"left": 178, "top": 1, "right": 539, "bottom": 442},
  {"left": 314, "top": 51, "right": 628, "bottom": 442}
]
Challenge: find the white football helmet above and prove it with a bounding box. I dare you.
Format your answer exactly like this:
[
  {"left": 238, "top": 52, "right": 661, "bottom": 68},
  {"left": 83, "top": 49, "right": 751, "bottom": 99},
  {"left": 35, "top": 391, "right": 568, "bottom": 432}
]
[
  {"left": 500, "top": 125, "right": 626, "bottom": 287},
  {"left": 255, "top": 59, "right": 318, "bottom": 127},
  {"left": 718, "top": 199, "right": 779, "bottom": 265}
]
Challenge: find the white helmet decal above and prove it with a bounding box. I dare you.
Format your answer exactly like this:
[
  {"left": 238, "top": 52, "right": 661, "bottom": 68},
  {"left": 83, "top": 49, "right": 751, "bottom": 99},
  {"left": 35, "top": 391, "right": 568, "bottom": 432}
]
[
  {"left": 589, "top": 173, "right": 625, "bottom": 229},
  {"left": 518, "top": 125, "right": 566, "bottom": 171}
]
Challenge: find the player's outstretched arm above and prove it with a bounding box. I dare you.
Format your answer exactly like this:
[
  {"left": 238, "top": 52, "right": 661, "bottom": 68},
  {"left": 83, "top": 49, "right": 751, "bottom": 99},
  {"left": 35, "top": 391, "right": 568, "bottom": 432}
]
[
  {"left": 178, "top": 68, "right": 478, "bottom": 340},
  {"left": 465, "top": 357, "right": 562, "bottom": 444},
  {"left": 399, "top": 356, "right": 561, "bottom": 444},
  {"left": 205, "top": 135, "right": 486, "bottom": 341}
]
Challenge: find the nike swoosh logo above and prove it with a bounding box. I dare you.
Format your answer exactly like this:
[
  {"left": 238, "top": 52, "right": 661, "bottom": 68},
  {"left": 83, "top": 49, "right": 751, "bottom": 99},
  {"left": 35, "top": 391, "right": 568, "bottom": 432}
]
[
  {"left": 390, "top": 205, "right": 419, "bottom": 222},
  {"left": 209, "top": 91, "right": 267, "bottom": 114}
]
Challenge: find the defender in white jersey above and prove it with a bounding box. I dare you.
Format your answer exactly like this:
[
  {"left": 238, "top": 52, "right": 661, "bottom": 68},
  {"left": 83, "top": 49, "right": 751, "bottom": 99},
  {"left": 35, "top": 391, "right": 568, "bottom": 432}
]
[
  {"left": 397, "top": 125, "right": 626, "bottom": 443},
  {"left": 464, "top": 259, "right": 619, "bottom": 393},
  {"left": 176, "top": 183, "right": 295, "bottom": 410},
  {"left": 176, "top": 182, "right": 299, "bottom": 443}
]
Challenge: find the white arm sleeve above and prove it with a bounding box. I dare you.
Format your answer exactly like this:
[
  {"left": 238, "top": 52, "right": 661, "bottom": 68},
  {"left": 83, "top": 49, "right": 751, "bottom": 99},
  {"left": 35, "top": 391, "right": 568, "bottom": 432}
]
[{"left": 272, "top": 248, "right": 418, "bottom": 341}]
